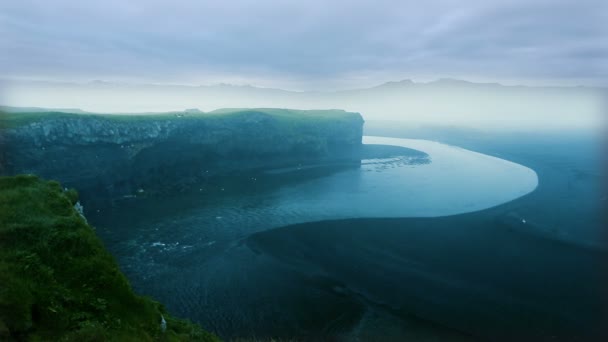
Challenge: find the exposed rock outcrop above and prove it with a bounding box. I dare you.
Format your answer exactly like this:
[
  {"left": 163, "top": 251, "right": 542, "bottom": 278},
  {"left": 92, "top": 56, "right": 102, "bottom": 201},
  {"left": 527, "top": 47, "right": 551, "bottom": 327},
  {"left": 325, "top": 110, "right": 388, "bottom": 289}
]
[{"left": 0, "top": 108, "right": 364, "bottom": 200}]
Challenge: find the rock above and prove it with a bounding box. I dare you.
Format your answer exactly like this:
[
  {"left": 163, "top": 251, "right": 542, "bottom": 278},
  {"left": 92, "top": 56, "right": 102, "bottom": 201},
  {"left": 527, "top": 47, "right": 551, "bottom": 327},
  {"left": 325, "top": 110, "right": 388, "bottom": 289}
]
[{"left": 0, "top": 109, "right": 364, "bottom": 201}]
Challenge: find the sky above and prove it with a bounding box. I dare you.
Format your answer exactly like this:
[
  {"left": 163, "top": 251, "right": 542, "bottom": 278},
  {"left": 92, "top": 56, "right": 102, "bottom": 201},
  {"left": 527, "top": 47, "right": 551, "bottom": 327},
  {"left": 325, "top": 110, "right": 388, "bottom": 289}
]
[{"left": 1, "top": 0, "right": 607, "bottom": 91}]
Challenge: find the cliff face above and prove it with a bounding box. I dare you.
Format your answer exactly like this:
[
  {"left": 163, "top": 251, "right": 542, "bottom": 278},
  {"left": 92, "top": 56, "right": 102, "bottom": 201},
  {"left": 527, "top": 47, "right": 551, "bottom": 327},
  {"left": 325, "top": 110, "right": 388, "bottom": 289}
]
[{"left": 0, "top": 109, "right": 364, "bottom": 200}]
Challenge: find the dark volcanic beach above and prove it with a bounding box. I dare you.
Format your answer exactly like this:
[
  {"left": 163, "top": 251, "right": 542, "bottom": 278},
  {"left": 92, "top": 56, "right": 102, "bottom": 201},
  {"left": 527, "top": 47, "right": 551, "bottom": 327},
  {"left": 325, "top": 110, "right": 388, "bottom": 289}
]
[{"left": 247, "top": 207, "right": 606, "bottom": 340}]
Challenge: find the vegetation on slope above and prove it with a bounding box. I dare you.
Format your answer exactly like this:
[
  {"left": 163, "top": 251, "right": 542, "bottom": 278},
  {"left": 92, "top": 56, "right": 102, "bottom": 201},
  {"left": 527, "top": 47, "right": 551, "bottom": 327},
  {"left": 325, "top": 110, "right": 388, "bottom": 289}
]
[
  {"left": 0, "top": 174, "right": 219, "bottom": 341},
  {"left": 0, "top": 107, "right": 361, "bottom": 129}
]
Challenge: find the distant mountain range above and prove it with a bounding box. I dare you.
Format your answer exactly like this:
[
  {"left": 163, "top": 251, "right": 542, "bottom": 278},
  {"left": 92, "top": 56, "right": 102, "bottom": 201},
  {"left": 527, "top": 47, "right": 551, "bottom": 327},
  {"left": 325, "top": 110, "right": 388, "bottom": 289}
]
[
  {"left": 1, "top": 78, "right": 604, "bottom": 130},
  {"left": 2, "top": 78, "right": 604, "bottom": 93}
]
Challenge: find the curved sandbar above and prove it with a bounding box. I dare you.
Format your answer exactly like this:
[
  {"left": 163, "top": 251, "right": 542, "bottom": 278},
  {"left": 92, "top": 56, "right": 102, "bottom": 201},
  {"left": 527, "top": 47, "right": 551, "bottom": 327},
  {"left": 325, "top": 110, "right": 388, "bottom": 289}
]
[{"left": 350, "top": 136, "right": 539, "bottom": 217}]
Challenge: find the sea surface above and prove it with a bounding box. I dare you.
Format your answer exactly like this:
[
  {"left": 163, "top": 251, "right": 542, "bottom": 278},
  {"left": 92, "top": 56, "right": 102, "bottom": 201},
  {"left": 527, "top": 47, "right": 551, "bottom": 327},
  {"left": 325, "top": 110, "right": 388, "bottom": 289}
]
[{"left": 88, "top": 131, "right": 606, "bottom": 341}]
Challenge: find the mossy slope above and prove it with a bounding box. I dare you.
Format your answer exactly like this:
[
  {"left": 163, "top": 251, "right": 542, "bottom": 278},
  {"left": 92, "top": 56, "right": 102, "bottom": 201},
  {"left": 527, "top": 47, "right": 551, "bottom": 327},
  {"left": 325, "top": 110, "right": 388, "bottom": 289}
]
[{"left": 0, "top": 174, "right": 219, "bottom": 341}]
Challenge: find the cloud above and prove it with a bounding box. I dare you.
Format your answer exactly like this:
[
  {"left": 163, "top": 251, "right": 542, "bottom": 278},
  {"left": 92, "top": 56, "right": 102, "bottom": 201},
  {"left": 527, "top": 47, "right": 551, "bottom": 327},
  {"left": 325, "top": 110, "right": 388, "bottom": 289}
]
[{"left": 0, "top": 0, "right": 606, "bottom": 89}]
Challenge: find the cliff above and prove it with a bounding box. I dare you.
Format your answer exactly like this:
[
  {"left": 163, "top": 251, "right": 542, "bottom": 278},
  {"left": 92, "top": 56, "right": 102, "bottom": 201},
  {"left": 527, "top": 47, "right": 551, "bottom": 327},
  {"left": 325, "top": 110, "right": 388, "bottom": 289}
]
[
  {"left": 0, "top": 174, "right": 219, "bottom": 341},
  {"left": 0, "top": 108, "right": 364, "bottom": 200}
]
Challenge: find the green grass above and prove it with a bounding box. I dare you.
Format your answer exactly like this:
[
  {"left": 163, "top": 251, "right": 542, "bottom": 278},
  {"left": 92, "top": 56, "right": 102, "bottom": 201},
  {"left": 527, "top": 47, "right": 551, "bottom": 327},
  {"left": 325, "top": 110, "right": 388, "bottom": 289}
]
[
  {"left": 0, "top": 108, "right": 361, "bottom": 129},
  {"left": 208, "top": 108, "right": 357, "bottom": 121},
  {"left": 0, "top": 111, "right": 82, "bottom": 129},
  {"left": 0, "top": 174, "right": 219, "bottom": 341}
]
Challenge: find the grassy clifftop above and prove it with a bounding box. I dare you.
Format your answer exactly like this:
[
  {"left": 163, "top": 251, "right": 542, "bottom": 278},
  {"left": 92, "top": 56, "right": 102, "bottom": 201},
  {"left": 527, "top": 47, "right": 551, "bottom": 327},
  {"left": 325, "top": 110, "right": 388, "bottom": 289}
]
[
  {"left": 0, "top": 174, "right": 219, "bottom": 341},
  {"left": 0, "top": 107, "right": 360, "bottom": 129}
]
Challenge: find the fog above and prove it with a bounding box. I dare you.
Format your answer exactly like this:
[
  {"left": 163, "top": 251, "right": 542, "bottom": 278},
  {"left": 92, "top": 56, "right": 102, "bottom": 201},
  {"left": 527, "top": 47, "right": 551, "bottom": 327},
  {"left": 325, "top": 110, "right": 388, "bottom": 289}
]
[{"left": 1, "top": 79, "right": 605, "bottom": 132}]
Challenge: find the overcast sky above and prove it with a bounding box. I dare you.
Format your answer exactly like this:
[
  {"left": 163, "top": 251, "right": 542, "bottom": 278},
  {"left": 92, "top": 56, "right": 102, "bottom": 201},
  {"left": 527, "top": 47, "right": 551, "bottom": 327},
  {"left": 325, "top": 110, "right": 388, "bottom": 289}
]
[{"left": 1, "top": 0, "right": 606, "bottom": 90}]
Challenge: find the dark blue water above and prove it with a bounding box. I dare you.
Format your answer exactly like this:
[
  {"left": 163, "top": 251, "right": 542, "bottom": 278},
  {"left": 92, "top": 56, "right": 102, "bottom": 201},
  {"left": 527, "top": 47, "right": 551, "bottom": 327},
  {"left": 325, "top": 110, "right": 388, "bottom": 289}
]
[{"left": 88, "top": 130, "right": 606, "bottom": 340}]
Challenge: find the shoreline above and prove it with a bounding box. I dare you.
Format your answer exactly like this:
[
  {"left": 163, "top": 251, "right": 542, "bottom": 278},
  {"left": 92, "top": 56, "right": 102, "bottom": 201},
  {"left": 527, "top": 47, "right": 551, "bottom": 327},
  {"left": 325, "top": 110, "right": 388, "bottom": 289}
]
[
  {"left": 240, "top": 129, "right": 606, "bottom": 340},
  {"left": 240, "top": 130, "right": 608, "bottom": 341}
]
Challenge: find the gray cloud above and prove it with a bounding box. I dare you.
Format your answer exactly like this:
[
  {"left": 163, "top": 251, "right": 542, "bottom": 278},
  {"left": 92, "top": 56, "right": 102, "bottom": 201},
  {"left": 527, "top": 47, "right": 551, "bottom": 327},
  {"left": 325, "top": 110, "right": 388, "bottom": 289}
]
[{"left": 1, "top": 0, "right": 606, "bottom": 89}]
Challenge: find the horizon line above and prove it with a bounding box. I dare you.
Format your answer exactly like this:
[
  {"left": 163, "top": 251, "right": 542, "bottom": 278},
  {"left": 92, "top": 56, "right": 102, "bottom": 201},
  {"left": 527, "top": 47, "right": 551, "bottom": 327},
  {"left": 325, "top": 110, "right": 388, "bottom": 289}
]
[{"left": 1, "top": 77, "right": 604, "bottom": 93}]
